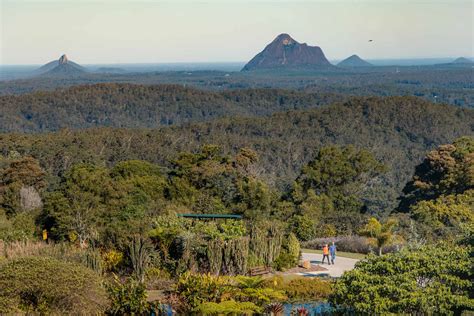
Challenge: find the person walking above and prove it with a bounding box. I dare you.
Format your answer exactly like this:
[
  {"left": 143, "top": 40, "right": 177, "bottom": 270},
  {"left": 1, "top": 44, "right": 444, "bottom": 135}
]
[
  {"left": 329, "top": 242, "right": 337, "bottom": 265},
  {"left": 322, "top": 244, "right": 330, "bottom": 265}
]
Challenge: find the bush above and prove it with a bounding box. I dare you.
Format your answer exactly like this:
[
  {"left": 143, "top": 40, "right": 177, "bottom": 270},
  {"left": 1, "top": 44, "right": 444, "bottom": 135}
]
[
  {"left": 273, "top": 251, "right": 296, "bottom": 271},
  {"left": 102, "top": 249, "right": 123, "bottom": 272},
  {"left": 106, "top": 275, "right": 160, "bottom": 315},
  {"left": 0, "top": 256, "right": 107, "bottom": 314},
  {"left": 196, "top": 300, "right": 261, "bottom": 315},
  {"left": 330, "top": 244, "right": 472, "bottom": 314},
  {"left": 282, "top": 278, "right": 333, "bottom": 302},
  {"left": 174, "top": 273, "right": 286, "bottom": 313},
  {"left": 175, "top": 272, "right": 233, "bottom": 311}
]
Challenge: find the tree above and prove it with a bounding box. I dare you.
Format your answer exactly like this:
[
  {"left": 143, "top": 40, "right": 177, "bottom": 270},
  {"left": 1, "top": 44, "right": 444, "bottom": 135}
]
[
  {"left": 0, "top": 157, "right": 46, "bottom": 216},
  {"left": 331, "top": 244, "right": 473, "bottom": 314},
  {"left": 359, "top": 217, "right": 400, "bottom": 255},
  {"left": 396, "top": 137, "right": 474, "bottom": 241},
  {"left": 399, "top": 136, "right": 473, "bottom": 211},
  {"left": 292, "top": 146, "right": 386, "bottom": 234},
  {"left": 409, "top": 189, "right": 474, "bottom": 240}
]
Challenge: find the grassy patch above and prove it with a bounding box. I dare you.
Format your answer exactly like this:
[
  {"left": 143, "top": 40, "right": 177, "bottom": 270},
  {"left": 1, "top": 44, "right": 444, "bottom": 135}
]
[{"left": 301, "top": 248, "right": 366, "bottom": 260}]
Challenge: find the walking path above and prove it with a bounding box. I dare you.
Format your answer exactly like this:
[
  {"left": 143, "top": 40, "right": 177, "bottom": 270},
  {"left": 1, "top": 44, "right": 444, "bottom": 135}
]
[{"left": 298, "top": 252, "right": 360, "bottom": 278}]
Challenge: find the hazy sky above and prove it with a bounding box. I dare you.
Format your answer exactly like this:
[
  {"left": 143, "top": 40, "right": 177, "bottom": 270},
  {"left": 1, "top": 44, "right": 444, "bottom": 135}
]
[{"left": 1, "top": 0, "right": 473, "bottom": 65}]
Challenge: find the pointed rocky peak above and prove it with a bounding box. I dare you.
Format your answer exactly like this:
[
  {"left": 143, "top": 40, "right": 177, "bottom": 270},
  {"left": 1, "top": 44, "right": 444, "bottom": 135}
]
[
  {"left": 273, "top": 33, "right": 297, "bottom": 46},
  {"left": 35, "top": 54, "right": 86, "bottom": 77},
  {"left": 58, "top": 54, "right": 69, "bottom": 65},
  {"left": 242, "top": 33, "right": 332, "bottom": 71}
]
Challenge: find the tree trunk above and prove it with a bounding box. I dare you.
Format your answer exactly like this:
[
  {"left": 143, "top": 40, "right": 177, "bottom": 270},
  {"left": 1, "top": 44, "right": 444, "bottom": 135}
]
[{"left": 378, "top": 247, "right": 383, "bottom": 256}]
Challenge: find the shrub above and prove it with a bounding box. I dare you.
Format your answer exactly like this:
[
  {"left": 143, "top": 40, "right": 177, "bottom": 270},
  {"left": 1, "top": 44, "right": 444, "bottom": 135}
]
[
  {"left": 102, "top": 249, "right": 123, "bottom": 272},
  {"left": 175, "top": 272, "right": 234, "bottom": 311},
  {"left": 174, "top": 273, "right": 286, "bottom": 313},
  {"left": 196, "top": 300, "right": 261, "bottom": 315},
  {"left": 330, "top": 244, "right": 472, "bottom": 314},
  {"left": 273, "top": 251, "right": 296, "bottom": 271},
  {"left": 282, "top": 277, "right": 333, "bottom": 302},
  {"left": 106, "top": 275, "right": 159, "bottom": 315},
  {"left": 273, "top": 233, "right": 300, "bottom": 271},
  {"left": 0, "top": 256, "right": 107, "bottom": 314}
]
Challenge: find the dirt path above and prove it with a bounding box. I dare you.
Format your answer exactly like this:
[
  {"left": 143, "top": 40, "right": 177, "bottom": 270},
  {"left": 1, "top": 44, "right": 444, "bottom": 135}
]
[{"left": 298, "top": 252, "right": 360, "bottom": 278}]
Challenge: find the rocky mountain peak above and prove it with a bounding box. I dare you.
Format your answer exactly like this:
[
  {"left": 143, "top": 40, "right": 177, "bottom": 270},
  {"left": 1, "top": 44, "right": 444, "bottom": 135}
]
[
  {"left": 242, "top": 33, "right": 332, "bottom": 71},
  {"left": 59, "top": 54, "right": 69, "bottom": 65}
]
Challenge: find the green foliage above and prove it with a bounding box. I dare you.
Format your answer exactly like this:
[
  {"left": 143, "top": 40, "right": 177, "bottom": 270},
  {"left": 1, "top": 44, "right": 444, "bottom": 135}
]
[
  {"left": 282, "top": 278, "right": 333, "bottom": 302},
  {"left": 273, "top": 233, "right": 300, "bottom": 271},
  {"left": 106, "top": 275, "right": 157, "bottom": 315},
  {"left": 129, "top": 236, "right": 154, "bottom": 283},
  {"left": 0, "top": 256, "right": 107, "bottom": 314},
  {"left": 196, "top": 300, "right": 261, "bottom": 315},
  {"left": 102, "top": 249, "right": 124, "bottom": 272},
  {"left": 286, "top": 233, "right": 300, "bottom": 264},
  {"left": 331, "top": 244, "right": 473, "bottom": 314},
  {"left": 395, "top": 137, "right": 474, "bottom": 241},
  {"left": 0, "top": 210, "right": 37, "bottom": 242},
  {"left": 175, "top": 273, "right": 286, "bottom": 314},
  {"left": 175, "top": 272, "right": 234, "bottom": 311},
  {"left": 2, "top": 94, "right": 470, "bottom": 221},
  {"left": 0, "top": 156, "right": 46, "bottom": 216},
  {"left": 399, "top": 136, "right": 474, "bottom": 211},
  {"left": 291, "top": 145, "right": 386, "bottom": 235},
  {"left": 410, "top": 190, "right": 474, "bottom": 240},
  {"left": 289, "top": 215, "right": 316, "bottom": 241},
  {"left": 41, "top": 161, "right": 169, "bottom": 248},
  {"left": 359, "top": 217, "right": 400, "bottom": 255}
]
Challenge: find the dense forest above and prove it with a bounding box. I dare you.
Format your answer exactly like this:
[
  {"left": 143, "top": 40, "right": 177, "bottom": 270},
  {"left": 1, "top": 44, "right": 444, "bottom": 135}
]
[
  {"left": 0, "top": 84, "right": 344, "bottom": 132},
  {"left": 1, "top": 94, "right": 472, "bottom": 213},
  {"left": 0, "top": 66, "right": 472, "bottom": 107}
]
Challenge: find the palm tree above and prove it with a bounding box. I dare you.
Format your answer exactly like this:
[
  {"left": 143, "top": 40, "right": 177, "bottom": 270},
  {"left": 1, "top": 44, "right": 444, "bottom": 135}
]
[{"left": 360, "top": 217, "right": 399, "bottom": 255}]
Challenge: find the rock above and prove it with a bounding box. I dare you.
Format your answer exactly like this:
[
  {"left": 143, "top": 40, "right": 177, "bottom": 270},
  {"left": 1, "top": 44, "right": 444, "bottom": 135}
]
[
  {"left": 242, "top": 33, "right": 332, "bottom": 71},
  {"left": 58, "top": 54, "right": 69, "bottom": 64}
]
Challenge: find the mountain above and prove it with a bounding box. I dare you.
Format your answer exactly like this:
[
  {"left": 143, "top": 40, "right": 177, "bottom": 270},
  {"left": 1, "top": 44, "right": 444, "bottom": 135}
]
[
  {"left": 35, "top": 54, "right": 86, "bottom": 76},
  {"left": 337, "top": 55, "right": 373, "bottom": 67},
  {"left": 242, "top": 33, "right": 332, "bottom": 71},
  {"left": 452, "top": 57, "right": 473, "bottom": 64}
]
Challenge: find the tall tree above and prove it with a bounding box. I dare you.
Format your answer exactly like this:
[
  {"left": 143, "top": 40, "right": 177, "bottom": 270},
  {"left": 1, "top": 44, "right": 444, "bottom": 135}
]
[{"left": 398, "top": 136, "right": 473, "bottom": 211}]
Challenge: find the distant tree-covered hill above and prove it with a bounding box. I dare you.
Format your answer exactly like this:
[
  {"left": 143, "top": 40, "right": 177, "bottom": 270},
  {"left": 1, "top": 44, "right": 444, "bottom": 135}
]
[
  {"left": 0, "top": 68, "right": 472, "bottom": 107},
  {"left": 1, "top": 95, "right": 472, "bottom": 213},
  {"left": 0, "top": 83, "right": 343, "bottom": 132}
]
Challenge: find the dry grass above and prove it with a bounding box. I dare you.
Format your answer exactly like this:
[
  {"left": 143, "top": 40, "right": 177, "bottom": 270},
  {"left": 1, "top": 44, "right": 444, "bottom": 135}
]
[
  {"left": 0, "top": 240, "right": 86, "bottom": 263},
  {"left": 0, "top": 240, "right": 49, "bottom": 260}
]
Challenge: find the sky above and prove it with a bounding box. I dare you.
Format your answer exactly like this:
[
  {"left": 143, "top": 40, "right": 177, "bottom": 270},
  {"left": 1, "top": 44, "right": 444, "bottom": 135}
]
[{"left": 1, "top": 0, "right": 473, "bottom": 65}]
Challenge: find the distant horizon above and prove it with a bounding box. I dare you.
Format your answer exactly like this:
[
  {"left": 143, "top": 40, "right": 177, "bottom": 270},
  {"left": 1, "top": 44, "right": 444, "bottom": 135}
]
[
  {"left": 1, "top": 56, "right": 472, "bottom": 67},
  {"left": 2, "top": 0, "right": 473, "bottom": 65}
]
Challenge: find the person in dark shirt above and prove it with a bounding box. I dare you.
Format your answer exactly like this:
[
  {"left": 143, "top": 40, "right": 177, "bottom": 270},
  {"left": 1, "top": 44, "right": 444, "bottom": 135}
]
[{"left": 329, "top": 242, "right": 336, "bottom": 265}]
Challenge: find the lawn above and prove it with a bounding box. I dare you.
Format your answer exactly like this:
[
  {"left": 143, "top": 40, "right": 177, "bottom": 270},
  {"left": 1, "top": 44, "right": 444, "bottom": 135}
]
[{"left": 301, "top": 248, "right": 367, "bottom": 260}]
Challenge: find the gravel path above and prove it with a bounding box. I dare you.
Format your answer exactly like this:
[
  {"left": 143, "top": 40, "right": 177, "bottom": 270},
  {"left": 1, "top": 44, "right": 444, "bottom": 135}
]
[{"left": 298, "top": 253, "right": 360, "bottom": 278}]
